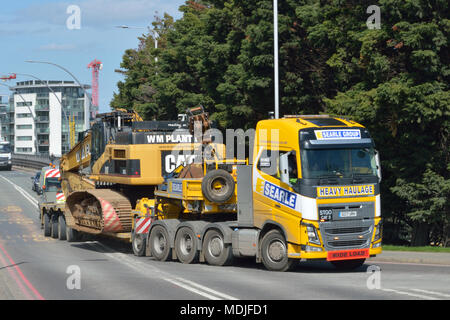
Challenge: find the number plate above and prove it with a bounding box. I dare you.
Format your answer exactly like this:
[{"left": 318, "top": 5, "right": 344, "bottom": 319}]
[
  {"left": 339, "top": 211, "right": 357, "bottom": 218},
  {"left": 327, "top": 249, "right": 369, "bottom": 261}
]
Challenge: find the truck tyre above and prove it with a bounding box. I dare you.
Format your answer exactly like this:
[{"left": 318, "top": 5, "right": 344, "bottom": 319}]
[
  {"left": 51, "top": 213, "right": 59, "bottom": 239},
  {"left": 175, "top": 227, "right": 199, "bottom": 264},
  {"left": 260, "top": 229, "right": 293, "bottom": 272},
  {"left": 43, "top": 213, "right": 51, "bottom": 237},
  {"left": 331, "top": 259, "right": 366, "bottom": 270},
  {"left": 202, "top": 229, "right": 233, "bottom": 266},
  {"left": 132, "top": 232, "right": 146, "bottom": 257},
  {"left": 66, "top": 227, "right": 79, "bottom": 242},
  {"left": 149, "top": 225, "right": 172, "bottom": 261},
  {"left": 58, "top": 214, "right": 67, "bottom": 240},
  {"left": 201, "top": 169, "right": 235, "bottom": 203}
]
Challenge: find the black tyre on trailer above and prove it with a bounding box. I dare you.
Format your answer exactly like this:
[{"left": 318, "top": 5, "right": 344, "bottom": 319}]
[
  {"left": 51, "top": 211, "right": 59, "bottom": 239},
  {"left": 201, "top": 169, "right": 235, "bottom": 203},
  {"left": 43, "top": 211, "right": 51, "bottom": 237},
  {"left": 132, "top": 231, "right": 147, "bottom": 256},
  {"left": 175, "top": 227, "right": 199, "bottom": 264},
  {"left": 202, "top": 228, "right": 233, "bottom": 266},
  {"left": 149, "top": 225, "right": 172, "bottom": 261},
  {"left": 58, "top": 214, "right": 67, "bottom": 240}
]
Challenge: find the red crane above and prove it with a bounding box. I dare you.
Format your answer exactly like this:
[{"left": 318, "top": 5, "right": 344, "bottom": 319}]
[
  {"left": 0, "top": 73, "right": 16, "bottom": 81},
  {"left": 87, "top": 59, "right": 102, "bottom": 114}
]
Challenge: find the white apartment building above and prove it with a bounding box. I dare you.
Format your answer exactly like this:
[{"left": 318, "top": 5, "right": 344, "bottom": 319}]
[{"left": 11, "top": 80, "right": 95, "bottom": 156}]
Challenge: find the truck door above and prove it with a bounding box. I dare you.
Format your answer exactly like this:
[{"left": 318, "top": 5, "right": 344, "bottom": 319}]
[{"left": 253, "top": 148, "right": 301, "bottom": 234}]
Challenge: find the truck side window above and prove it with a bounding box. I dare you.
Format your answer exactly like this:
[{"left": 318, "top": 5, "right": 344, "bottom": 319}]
[
  {"left": 257, "top": 149, "right": 278, "bottom": 177},
  {"left": 288, "top": 153, "right": 298, "bottom": 185},
  {"left": 257, "top": 149, "right": 298, "bottom": 183}
]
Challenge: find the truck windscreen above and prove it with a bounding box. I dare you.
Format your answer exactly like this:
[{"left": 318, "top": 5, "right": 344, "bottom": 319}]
[
  {"left": 45, "top": 178, "right": 61, "bottom": 191},
  {"left": 301, "top": 147, "right": 378, "bottom": 179},
  {"left": 0, "top": 144, "right": 11, "bottom": 153}
]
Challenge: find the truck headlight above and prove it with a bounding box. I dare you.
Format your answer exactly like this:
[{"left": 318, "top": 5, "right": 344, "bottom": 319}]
[{"left": 302, "top": 222, "right": 321, "bottom": 245}]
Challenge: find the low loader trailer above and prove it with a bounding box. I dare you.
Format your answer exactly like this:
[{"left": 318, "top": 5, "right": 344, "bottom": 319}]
[{"left": 144, "top": 115, "right": 383, "bottom": 271}]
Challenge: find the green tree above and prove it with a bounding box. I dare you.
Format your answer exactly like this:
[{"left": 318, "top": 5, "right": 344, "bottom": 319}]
[{"left": 112, "top": 0, "right": 450, "bottom": 246}]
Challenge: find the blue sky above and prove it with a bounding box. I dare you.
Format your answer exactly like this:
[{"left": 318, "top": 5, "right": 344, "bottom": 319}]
[{"left": 0, "top": 0, "right": 186, "bottom": 113}]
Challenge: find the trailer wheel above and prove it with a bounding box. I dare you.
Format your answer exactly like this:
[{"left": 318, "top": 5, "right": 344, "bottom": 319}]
[
  {"left": 149, "top": 225, "right": 172, "bottom": 261},
  {"left": 202, "top": 229, "right": 233, "bottom": 266},
  {"left": 175, "top": 227, "right": 199, "bottom": 264},
  {"left": 132, "top": 232, "right": 146, "bottom": 257},
  {"left": 43, "top": 213, "right": 51, "bottom": 237},
  {"left": 260, "top": 229, "right": 293, "bottom": 272},
  {"left": 58, "top": 214, "right": 67, "bottom": 240},
  {"left": 51, "top": 213, "right": 59, "bottom": 239},
  {"left": 201, "top": 169, "right": 235, "bottom": 203},
  {"left": 66, "top": 227, "right": 80, "bottom": 242}
]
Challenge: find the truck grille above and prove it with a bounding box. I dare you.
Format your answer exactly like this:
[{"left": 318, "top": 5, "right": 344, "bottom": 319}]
[
  {"left": 324, "top": 226, "right": 370, "bottom": 235},
  {"left": 319, "top": 220, "right": 373, "bottom": 250},
  {"left": 327, "top": 239, "right": 367, "bottom": 247}
]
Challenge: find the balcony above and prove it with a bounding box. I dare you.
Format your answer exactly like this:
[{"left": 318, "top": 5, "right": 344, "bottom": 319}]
[
  {"left": 37, "top": 127, "right": 49, "bottom": 134},
  {"left": 38, "top": 140, "right": 49, "bottom": 146},
  {"left": 36, "top": 116, "right": 49, "bottom": 123},
  {"left": 35, "top": 104, "right": 49, "bottom": 111}
]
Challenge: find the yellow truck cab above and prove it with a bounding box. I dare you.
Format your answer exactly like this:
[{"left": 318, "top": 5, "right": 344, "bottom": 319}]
[{"left": 250, "top": 115, "right": 382, "bottom": 269}]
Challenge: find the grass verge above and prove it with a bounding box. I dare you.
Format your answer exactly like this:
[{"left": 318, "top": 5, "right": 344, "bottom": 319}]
[{"left": 383, "top": 245, "right": 450, "bottom": 253}]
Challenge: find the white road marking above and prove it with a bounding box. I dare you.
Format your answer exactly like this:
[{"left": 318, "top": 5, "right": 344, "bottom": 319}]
[
  {"left": 409, "top": 288, "right": 450, "bottom": 298},
  {"left": 372, "top": 261, "right": 450, "bottom": 268},
  {"left": 0, "top": 176, "right": 38, "bottom": 209},
  {"left": 171, "top": 277, "right": 238, "bottom": 300},
  {"left": 91, "top": 241, "right": 239, "bottom": 300},
  {"left": 381, "top": 288, "right": 439, "bottom": 300}
]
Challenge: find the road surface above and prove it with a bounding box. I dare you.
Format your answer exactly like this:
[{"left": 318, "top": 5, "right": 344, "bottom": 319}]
[{"left": 0, "top": 168, "right": 449, "bottom": 302}]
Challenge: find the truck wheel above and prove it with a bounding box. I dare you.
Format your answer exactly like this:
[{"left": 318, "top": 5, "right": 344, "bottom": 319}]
[
  {"left": 66, "top": 227, "right": 80, "bottom": 242},
  {"left": 149, "top": 225, "right": 172, "bottom": 261},
  {"left": 201, "top": 169, "right": 235, "bottom": 203},
  {"left": 175, "top": 227, "right": 199, "bottom": 264},
  {"left": 132, "top": 232, "right": 146, "bottom": 257},
  {"left": 260, "top": 229, "right": 293, "bottom": 272},
  {"left": 331, "top": 259, "right": 366, "bottom": 270},
  {"left": 202, "top": 229, "right": 233, "bottom": 266},
  {"left": 58, "top": 215, "right": 67, "bottom": 240},
  {"left": 43, "top": 213, "right": 51, "bottom": 237},
  {"left": 51, "top": 213, "right": 59, "bottom": 239}
]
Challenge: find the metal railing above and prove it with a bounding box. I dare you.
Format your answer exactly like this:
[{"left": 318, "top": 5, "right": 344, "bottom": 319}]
[{"left": 11, "top": 153, "right": 58, "bottom": 170}]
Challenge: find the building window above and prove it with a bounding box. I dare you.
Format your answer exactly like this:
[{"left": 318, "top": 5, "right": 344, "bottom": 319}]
[
  {"left": 16, "top": 124, "right": 33, "bottom": 130},
  {"left": 17, "top": 136, "right": 32, "bottom": 141},
  {"left": 17, "top": 113, "right": 32, "bottom": 118},
  {"left": 17, "top": 101, "right": 32, "bottom": 107},
  {"left": 16, "top": 147, "right": 32, "bottom": 153}
]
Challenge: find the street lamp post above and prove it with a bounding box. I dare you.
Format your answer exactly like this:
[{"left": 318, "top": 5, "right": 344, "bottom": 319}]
[
  {"left": 273, "top": 0, "right": 279, "bottom": 119},
  {"left": 24, "top": 60, "right": 91, "bottom": 130},
  {"left": 115, "top": 25, "right": 159, "bottom": 63}
]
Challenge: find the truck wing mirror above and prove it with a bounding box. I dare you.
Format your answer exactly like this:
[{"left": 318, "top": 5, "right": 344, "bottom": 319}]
[
  {"left": 375, "top": 150, "right": 382, "bottom": 183},
  {"left": 279, "top": 153, "right": 290, "bottom": 185}
]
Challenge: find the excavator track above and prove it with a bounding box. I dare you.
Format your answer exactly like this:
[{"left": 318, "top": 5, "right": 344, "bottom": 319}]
[{"left": 65, "top": 189, "right": 133, "bottom": 234}]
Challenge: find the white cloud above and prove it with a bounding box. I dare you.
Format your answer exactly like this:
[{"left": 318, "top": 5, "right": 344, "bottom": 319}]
[{"left": 39, "top": 43, "right": 77, "bottom": 51}]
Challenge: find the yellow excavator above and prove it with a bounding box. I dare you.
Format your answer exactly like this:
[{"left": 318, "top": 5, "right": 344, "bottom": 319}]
[{"left": 57, "top": 107, "right": 211, "bottom": 244}]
